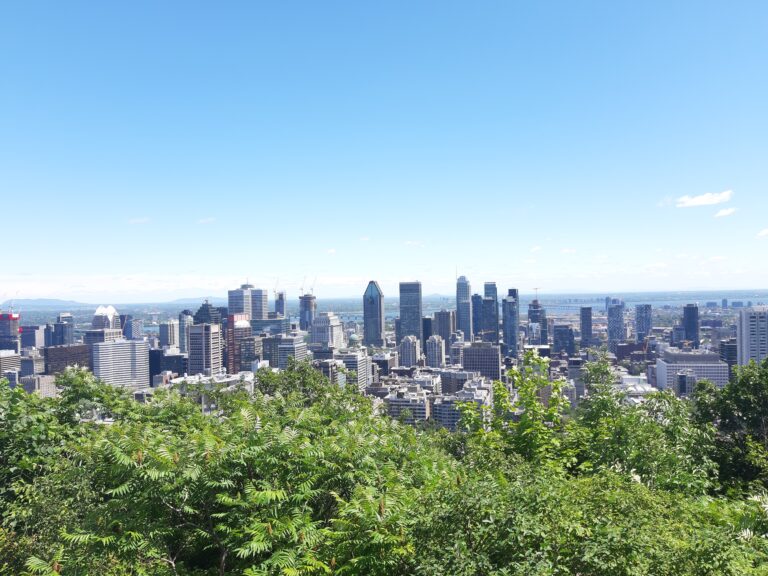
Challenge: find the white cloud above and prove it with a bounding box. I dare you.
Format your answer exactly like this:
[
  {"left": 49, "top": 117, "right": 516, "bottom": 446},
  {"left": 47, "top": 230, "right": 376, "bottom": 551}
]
[
  {"left": 714, "top": 207, "right": 737, "bottom": 218},
  {"left": 561, "top": 248, "right": 577, "bottom": 254},
  {"left": 128, "top": 216, "right": 150, "bottom": 225},
  {"left": 758, "top": 229, "right": 768, "bottom": 238},
  {"left": 675, "top": 189, "right": 733, "bottom": 208},
  {"left": 198, "top": 217, "right": 216, "bottom": 224},
  {"left": 326, "top": 248, "right": 337, "bottom": 255},
  {"left": 530, "top": 245, "right": 542, "bottom": 253}
]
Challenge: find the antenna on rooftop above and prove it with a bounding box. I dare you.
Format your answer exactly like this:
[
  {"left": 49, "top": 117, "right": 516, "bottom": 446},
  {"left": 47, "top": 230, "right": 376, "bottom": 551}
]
[{"left": 533, "top": 287, "right": 541, "bottom": 300}]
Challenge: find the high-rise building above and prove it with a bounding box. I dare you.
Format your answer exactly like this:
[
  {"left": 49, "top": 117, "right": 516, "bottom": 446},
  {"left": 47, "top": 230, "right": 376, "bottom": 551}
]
[
  {"left": 178, "top": 310, "right": 194, "bottom": 354},
  {"left": 422, "top": 317, "right": 433, "bottom": 342},
  {"left": 363, "top": 281, "right": 385, "bottom": 347},
  {"left": 52, "top": 321, "right": 74, "bottom": 346},
  {"left": 471, "top": 294, "right": 483, "bottom": 341},
  {"left": 275, "top": 291, "right": 287, "bottom": 317},
  {"left": 481, "top": 297, "right": 499, "bottom": 343},
  {"left": 123, "top": 318, "right": 144, "bottom": 340},
  {"left": 399, "top": 282, "right": 423, "bottom": 344},
  {"left": 251, "top": 288, "right": 269, "bottom": 320},
  {"left": 502, "top": 289, "right": 519, "bottom": 358},
  {"left": 299, "top": 294, "right": 317, "bottom": 331},
  {"left": 193, "top": 300, "right": 222, "bottom": 325},
  {"left": 719, "top": 337, "right": 738, "bottom": 378},
  {"left": 462, "top": 341, "right": 502, "bottom": 381},
  {"left": 635, "top": 304, "right": 652, "bottom": 344},
  {"left": 527, "top": 300, "right": 548, "bottom": 345},
  {"left": 92, "top": 306, "right": 121, "bottom": 330},
  {"left": 580, "top": 306, "right": 593, "bottom": 348},
  {"left": 737, "top": 308, "right": 768, "bottom": 366},
  {"left": 655, "top": 348, "right": 729, "bottom": 392},
  {"left": 552, "top": 324, "right": 576, "bottom": 355},
  {"left": 0, "top": 312, "right": 21, "bottom": 352},
  {"left": 228, "top": 285, "right": 252, "bottom": 316},
  {"left": 310, "top": 312, "right": 344, "bottom": 350},
  {"left": 91, "top": 339, "right": 149, "bottom": 390},
  {"left": 456, "top": 276, "right": 473, "bottom": 341},
  {"left": 44, "top": 344, "right": 90, "bottom": 374},
  {"left": 425, "top": 335, "right": 446, "bottom": 368},
  {"left": 226, "top": 314, "right": 253, "bottom": 374},
  {"left": 159, "top": 320, "right": 180, "bottom": 348},
  {"left": 398, "top": 335, "right": 421, "bottom": 367},
  {"left": 433, "top": 310, "right": 456, "bottom": 349},
  {"left": 20, "top": 325, "right": 45, "bottom": 349},
  {"left": 607, "top": 302, "right": 625, "bottom": 353},
  {"left": 484, "top": 282, "right": 498, "bottom": 302},
  {"left": 84, "top": 328, "right": 124, "bottom": 346},
  {"left": 335, "top": 348, "right": 372, "bottom": 392},
  {"left": 188, "top": 324, "right": 223, "bottom": 376},
  {"left": 277, "top": 334, "right": 308, "bottom": 369},
  {"left": 683, "top": 304, "right": 700, "bottom": 349}
]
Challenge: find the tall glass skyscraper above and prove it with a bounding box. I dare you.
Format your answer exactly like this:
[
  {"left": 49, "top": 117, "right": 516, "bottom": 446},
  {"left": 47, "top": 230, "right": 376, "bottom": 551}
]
[
  {"left": 399, "top": 282, "right": 423, "bottom": 344},
  {"left": 683, "top": 304, "right": 700, "bottom": 349},
  {"left": 502, "top": 289, "right": 519, "bottom": 357},
  {"left": 580, "top": 306, "right": 593, "bottom": 348},
  {"left": 635, "top": 304, "right": 652, "bottom": 344},
  {"left": 363, "top": 280, "right": 385, "bottom": 347},
  {"left": 456, "top": 275, "right": 473, "bottom": 341}
]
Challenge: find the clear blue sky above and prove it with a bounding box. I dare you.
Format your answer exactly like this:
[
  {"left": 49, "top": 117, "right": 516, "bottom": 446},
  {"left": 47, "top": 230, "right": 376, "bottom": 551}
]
[{"left": 1, "top": 1, "right": 767, "bottom": 302}]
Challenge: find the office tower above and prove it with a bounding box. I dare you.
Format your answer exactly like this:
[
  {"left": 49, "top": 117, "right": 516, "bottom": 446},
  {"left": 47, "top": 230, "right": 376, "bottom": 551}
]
[
  {"left": 722, "top": 298, "right": 728, "bottom": 309},
  {"left": 276, "top": 334, "right": 308, "bottom": 369},
  {"left": 737, "top": 308, "right": 768, "bottom": 366},
  {"left": 635, "top": 304, "right": 652, "bottom": 344},
  {"left": 363, "top": 281, "right": 385, "bottom": 347},
  {"left": 527, "top": 300, "right": 548, "bottom": 345},
  {"left": 194, "top": 300, "right": 222, "bottom": 325},
  {"left": 607, "top": 302, "right": 625, "bottom": 353},
  {"left": 552, "top": 324, "right": 576, "bottom": 355},
  {"left": 123, "top": 318, "right": 144, "bottom": 340},
  {"left": 481, "top": 297, "right": 499, "bottom": 343},
  {"left": 0, "top": 350, "right": 21, "bottom": 375},
  {"left": 683, "top": 304, "right": 700, "bottom": 349},
  {"left": 398, "top": 335, "right": 421, "bottom": 367},
  {"left": 275, "top": 291, "right": 287, "bottom": 317},
  {"left": 580, "top": 306, "right": 593, "bottom": 348},
  {"left": 20, "top": 325, "right": 45, "bottom": 349},
  {"left": 188, "top": 324, "right": 223, "bottom": 376},
  {"left": 422, "top": 317, "right": 433, "bottom": 341},
  {"left": 91, "top": 306, "right": 121, "bottom": 330},
  {"left": 159, "top": 320, "right": 180, "bottom": 348},
  {"left": 719, "top": 337, "right": 738, "bottom": 378},
  {"left": 456, "top": 276, "right": 473, "bottom": 341},
  {"left": 655, "top": 348, "right": 729, "bottom": 392},
  {"left": 471, "top": 294, "right": 483, "bottom": 341},
  {"left": 0, "top": 312, "right": 21, "bottom": 352},
  {"left": 425, "top": 335, "right": 446, "bottom": 368},
  {"left": 399, "top": 282, "right": 423, "bottom": 344},
  {"left": 299, "top": 294, "right": 317, "bottom": 331},
  {"left": 20, "top": 350, "right": 45, "bottom": 378},
  {"left": 433, "top": 310, "right": 456, "bottom": 349},
  {"left": 462, "top": 341, "right": 502, "bottom": 381},
  {"left": 91, "top": 339, "right": 149, "bottom": 390},
  {"left": 226, "top": 314, "right": 253, "bottom": 374},
  {"left": 52, "top": 321, "right": 74, "bottom": 346},
  {"left": 502, "top": 289, "right": 520, "bottom": 357},
  {"left": 84, "top": 328, "right": 124, "bottom": 346},
  {"left": 228, "top": 285, "right": 252, "bottom": 316},
  {"left": 149, "top": 348, "right": 187, "bottom": 384},
  {"left": 336, "top": 348, "right": 371, "bottom": 392},
  {"left": 178, "top": 310, "right": 194, "bottom": 354},
  {"left": 251, "top": 288, "right": 269, "bottom": 320},
  {"left": 484, "top": 282, "right": 498, "bottom": 303},
  {"left": 310, "top": 312, "right": 344, "bottom": 350},
  {"left": 450, "top": 341, "right": 466, "bottom": 366},
  {"left": 44, "top": 344, "right": 90, "bottom": 374}
]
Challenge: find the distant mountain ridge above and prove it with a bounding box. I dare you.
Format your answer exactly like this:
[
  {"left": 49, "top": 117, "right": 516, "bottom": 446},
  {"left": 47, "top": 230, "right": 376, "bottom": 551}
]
[{"left": 0, "top": 298, "right": 93, "bottom": 310}]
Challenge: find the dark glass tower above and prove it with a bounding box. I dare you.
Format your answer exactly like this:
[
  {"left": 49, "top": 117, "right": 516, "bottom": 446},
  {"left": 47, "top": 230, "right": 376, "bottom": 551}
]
[
  {"left": 502, "top": 289, "right": 519, "bottom": 357},
  {"left": 456, "top": 276, "right": 473, "bottom": 341},
  {"left": 580, "top": 306, "right": 593, "bottom": 348},
  {"left": 299, "top": 294, "right": 317, "bottom": 331},
  {"left": 471, "top": 294, "right": 483, "bottom": 341},
  {"left": 399, "top": 282, "right": 423, "bottom": 344},
  {"left": 362, "top": 281, "right": 384, "bottom": 347},
  {"left": 527, "top": 299, "right": 548, "bottom": 345},
  {"left": 635, "top": 304, "right": 652, "bottom": 344},
  {"left": 683, "top": 304, "right": 700, "bottom": 349}
]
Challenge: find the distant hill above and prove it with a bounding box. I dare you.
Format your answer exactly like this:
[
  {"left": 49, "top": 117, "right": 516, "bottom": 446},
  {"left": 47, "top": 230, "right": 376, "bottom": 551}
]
[
  {"left": 164, "top": 297, "right": 228, "bottom": 306},
  {"left": 0, "top": 298, "right": 93, "bottom": 310}
]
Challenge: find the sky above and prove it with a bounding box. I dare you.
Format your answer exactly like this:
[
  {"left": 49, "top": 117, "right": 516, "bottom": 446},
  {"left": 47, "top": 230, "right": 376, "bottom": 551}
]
[{"left": 1, "top": 1, "right": 767, "bottom": 303}]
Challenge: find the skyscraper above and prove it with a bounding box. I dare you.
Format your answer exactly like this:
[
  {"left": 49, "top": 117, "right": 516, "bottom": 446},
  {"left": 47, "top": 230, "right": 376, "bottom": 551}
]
[
  {"left": 92, "top": 306, "right": 121, "bottom": 330},
  {"left": 299, "top": 294, "right": 317, "bottom": 331},
  {"left": 275, "top": 291, "right": 287, "bottom": 317},
  {"left": 737, "top": 307, "right": 768, "bottom": 366},
  {"left": 194, "top": 300, "right": 222, "bottom": 325},
  {"left": 607, "top": 301, "right": 625, "bottom": 353},
  {"left": 425, "top": 335, "right": 446, "bottom": 368},
  {"left": 635, "top": 304, "right": 652, "bottom": 344},
  {"left": 310, "top": 312, "right": 344, "bottom": 350},
  {"left": 552, "top": 324, "right": 576, "bottom": 355},
  {"left": 481, "top": 297, "right": 499, "bottom": 344},
  {"left": 251, "top": 288, "right": 269, "bottom": 320},
  {"left": 471, "top": 294, "right": 483, "bottom": 341},
  {"left": 527, "top": 300, "right": 548, "bottom": 345},
  {"left": 399, "top": 282, "right": 423, "bottom": 344},
  {"left": 226, "top": 313, "right": 253, "bottom": 374},
  {"left": 683, "top": 304, "right": 700, "bottom": 349},
  {"left": 484, "top": 282, "right": 498, "bottom": 302},
  {"left": 363, "top": 281, "right": 385, "bottom": 347},
  {"left": 0, "top": 312, "right": 21, "bottom": 352},
  {"left": 188, "top": 324, "right": 223, "bottom": 376},
  {"left": 398, "top": 334, "right": 421, "bottom": 367},
  {"left": 502, "top": 289, "right": 519, "bottom": 357},
  {"left": 462, "top": 341, "right": 502, "bottom": 381},
  {"left": 456, "top": 276, "right": 473, "bottom": 341},
  {"left": 178, "top": 310, "right": 194, "bottom": 354},
  {"left": 228, "top": 285, "right": 252, "bottom": 317},
  {"left": 580, "top": 307, "right": 593, "bottom": 348},
  {"left": 159, "top": 320, "right": 179, "bottom": 348},
  {"left": 91, "top": 339, "right": 149, "bottom": 390},
  {"left": 433, "top": 309, "right": 456, "bottom": 348}
]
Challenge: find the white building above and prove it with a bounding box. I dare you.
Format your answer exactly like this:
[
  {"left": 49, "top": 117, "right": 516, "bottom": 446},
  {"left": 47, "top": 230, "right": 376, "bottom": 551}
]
[
  {"left": 655, "top": 347, "right": 729, "bottom": 392},
  {"left": 335, "top": 348, "right": 372, "bottom": 391},
  {"left": 737, "top": 307, "right": 768, "bottom": 366},
  {"left": 425, "top": 335, "right": 446, "bottom": 368},
  {"left": 310, "top": 312, "right": 345, "bottom": 350},
  {"left": 92, "top": 339, "right": 149, "bottom": 390},
  {"left": 431, "top": 378, "right": 492, "bottom": 431},
  {"left": 384, "top": 385, "right": 431, "bottom": 424},
  {"left": 188, "top": 324, "right": 223, "bottom": 376},
  {"left": 159, "top": 320, "right": 179, "bottom": 348},
  {"left": 398, "top": 335, "right": 421, "bottom": 367}
]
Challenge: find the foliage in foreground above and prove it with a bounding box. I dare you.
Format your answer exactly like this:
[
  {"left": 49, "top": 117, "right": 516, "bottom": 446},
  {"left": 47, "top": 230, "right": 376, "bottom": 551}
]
[{"left": 2, "top": 356, "right": 768, "bottom": 575}]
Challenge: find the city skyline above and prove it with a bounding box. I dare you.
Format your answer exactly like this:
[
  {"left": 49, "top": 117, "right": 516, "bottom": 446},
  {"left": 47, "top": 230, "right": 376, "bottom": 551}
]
[{"left": 2, "top": 2, "right": 768, "bottom": 301}]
